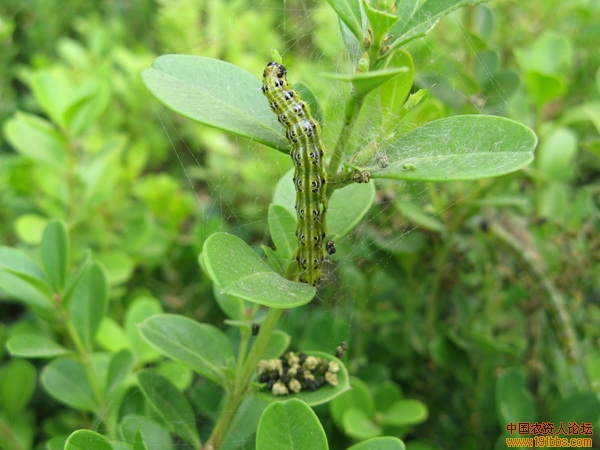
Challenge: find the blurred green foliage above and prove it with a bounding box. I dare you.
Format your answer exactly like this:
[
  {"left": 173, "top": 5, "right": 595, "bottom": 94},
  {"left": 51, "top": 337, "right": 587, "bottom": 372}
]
[{"left": 0, "top": 0, "right": 599, "bottom": 449}]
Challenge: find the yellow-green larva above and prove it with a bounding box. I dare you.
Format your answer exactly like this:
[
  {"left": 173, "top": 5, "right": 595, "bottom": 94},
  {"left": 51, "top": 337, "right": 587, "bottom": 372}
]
[{"left": 262, "top": 61, "right": 328, "bottom": 285}]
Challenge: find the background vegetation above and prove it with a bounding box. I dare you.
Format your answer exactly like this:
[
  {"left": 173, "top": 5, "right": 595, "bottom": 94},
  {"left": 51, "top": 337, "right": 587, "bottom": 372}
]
[{"left": 1, "top": 0, "right": 599, "bottom": 449}]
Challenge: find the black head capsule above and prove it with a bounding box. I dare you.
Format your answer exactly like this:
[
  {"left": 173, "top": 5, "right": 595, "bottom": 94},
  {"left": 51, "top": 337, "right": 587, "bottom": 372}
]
[
  {"left": 335, "top": 341, "right": 348, "bottom": 358},
  {"left": 266, "top": 61, "right": 287, "bottom": 78},
  {"left": 326, "top": 240, "right": 336, "bottom": 255},
  {"left": 252, "top": 323, "right": 260, "bottom": 336}
]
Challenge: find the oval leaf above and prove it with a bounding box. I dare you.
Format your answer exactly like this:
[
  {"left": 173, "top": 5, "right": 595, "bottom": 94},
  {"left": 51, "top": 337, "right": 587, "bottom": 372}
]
[
  {"left": 347, "top": 437, "right": 406, "bottom": 450},
  {"left": 0, "top": 359, "right": 36, "bottom": 416},
  {"left": 4, "top": 112, "right": 68, "bottom": 171},
  {"left": 323, "top": 67, "right": 409, "bottom": 98},
  {"left": 124, "top": 296, "right": 163, "bottom": 364},
  {"left": 202, "top": 232, "right": 315, "bottom": 308},
  {"left": 142, "top": 55, "right": 288, "bottom": 152},
  {"left": 389, "top": 0, "right": 487, "bottom": 49},
  {"left": 69, "top": 262, "right": 109, "bottom": 352},
  {"left": 106, "top": 349, "right": 135, "bottom": 396},
  {"left": 138, "top": 314, "right": 233, "bottom": 385},
  {"left": 268, "top": 204, "right": 297, "bottom": 260},
  {"left": 64, "top": 430, "right": 112, "bottom": 450},
  {"left": 343, "top": 407, "right": 381, "bottom": 440},
  {"left": 0, "top": 247, "right": 54, "bottom": 314},
  {"left": 367, "top": 115, "right": 536, "bottom": 181},
  {"left": 7, "top": 333, "right": 71, "bottom": 358},
  {"left": 380, "top": 399, "right": 428, "bottom": 426},
  {"left": 496, "top": 367, "right": 536, "bottom": 424},
  {"left": 41, "top": 358, "right": 98, "bottom": 412},
  {"left": 256, "top": 398, "right": 327, "bottom": 450},
  {"left": 136, "top": 370, "right": 201, "bottom": 447},
  {"left": 40, "top": 219, "right": 69, "bottom": 292}
]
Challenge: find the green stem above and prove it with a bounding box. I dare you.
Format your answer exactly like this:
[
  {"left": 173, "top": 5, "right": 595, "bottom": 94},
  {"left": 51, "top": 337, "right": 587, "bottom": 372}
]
[
  {"left": 66, "top": 321, "right": 105, "bottom": 409},
  {"left": 327, "top": 93, "right": 366, "bottom": 184},
  {"left": 206, "top": 307, "right": 284, "bottom": 449}
]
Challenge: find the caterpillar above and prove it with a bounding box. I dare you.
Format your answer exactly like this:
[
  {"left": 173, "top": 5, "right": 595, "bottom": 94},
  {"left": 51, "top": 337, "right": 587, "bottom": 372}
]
[{"left": 262, "top": 61, "right": 328, "bottom": 285}]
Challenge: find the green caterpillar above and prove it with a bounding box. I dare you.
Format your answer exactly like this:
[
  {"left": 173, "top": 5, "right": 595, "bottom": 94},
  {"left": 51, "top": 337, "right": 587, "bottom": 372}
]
[{"left": 262, "top": 62, "right": 328, "bottom": 285}]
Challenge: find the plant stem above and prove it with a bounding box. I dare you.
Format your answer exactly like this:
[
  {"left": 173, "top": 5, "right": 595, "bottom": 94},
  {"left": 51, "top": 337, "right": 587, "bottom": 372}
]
[
  {"left": 205, "top": 307, "right": 284, "bottom": 449},
  {"left": 327, "top": 93, "right": 366, "bottom": 184},
  {"left": 66, "top": 321, "right": 105, "bottom": 408}
]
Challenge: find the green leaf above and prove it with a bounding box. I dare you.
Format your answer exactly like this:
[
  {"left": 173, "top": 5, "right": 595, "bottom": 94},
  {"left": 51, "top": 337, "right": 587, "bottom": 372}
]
[
  {"left": 364, "top": 115, "right": 536, "bottom": 181},
  {"left": 137, "top": 370, "right": 201, "bottom": 447},
  {"left": 381, "top": 50, "right": 415, "bottom": 119},
  {"left": 202, "top": 232, "right": 315, "bottom": 308},
  {"left": 64, "top": 82, "right": 110, "bottom": 137},
  {"left": 3, "top": 111, "right": 67, "bottom": 171},
  {"left": 213, "top": 284, "right": 246, "bottom": 320},
  {"left": 63, "top": 250, "right": 91, "bottom": 303},
  {"left": 256, "top": 398, "right": 328, "bottom": 450},
  {"left": 395, "top": 0, "right": 419, "bottom": 27},
  {"left": 7, "top": 333, "right": 70, "bottom": 358},
  {"left": 142, "top": 55, "right": 288, "bottom": 152},
  {"left": 268, "top": 204, "right": 297, "bottom": 261},
  {"left": 326, "top": 0, "right": 365, "bottom": 45},
  {"left": 155, "top": 361, "right": 193, "bottom": 391},
  {"left": 330, "top": 377, "right": 374, "bottom": 428},
  {"left": 120, "top": 415, "right": 167, "bottom": 445},
  {"left": 328, "top": 182, "right": 376, "bottom": 239},
  {"left": 40, "top": 219, "right": 69, "bottom": 292},
  {"left": 514, "top": 32, "right": 572, "bottom": 77},
  {"left": 294, "top": 81, "right": 324, "bottom": 126},
  {"left": 221, "top": 395, "right": 269, "bottom": 450},
  {"left": 96, "top": 317, "right": 131, "bottom": 353},
  {"left": 69, "top": 262, "right": 109, "bottom": 352},
  {"left": 395, "top": 202, "right": 446, "bottom": 235},
  {"left": 0, "top": 247, "right": 54, "bottom": 316},
  {"left": 535, "top": 127, "right": 577, "bottom": 182},
  {"left": 0, "top": 359, "right": 36, "bottom": 416},
  {"left": 78, "top": 137, "right": 126, "bottom": 206},
  {"left": 133, "top": 420, "right": 174, "bottom": 450},
  {"left": 124, "top": 296, "right": 163, "bottom": 364},
  {"left": 347, "top": 437, "right": 406, "bottom": 450},
  {"left": 46, "top": 437, "right": 68, "bottom": 450},
  {"left": 380, "top": 399, "right": 428, "bottom": 426},
  {"left": 41, "top": 358, "right": 98, "bottom": 412},
  {"left": 257, "top": 351, "right": 350, "bottom": 406},
  {"left": 30, "top": 69, "right": 72, "bottom": 128},
  {"left": 14, "top": 214, "right": 49, "bottom": 245},
  {"left": 343, "top": 407, "right": 381, "bottom": 439},
  {"left": 523, "top": 71, "right": 565, "bottom": 106},
  {"left": 138, "top": 314, "right": 233, "bottom": 385},
  {"left": 373, "top": 381, "right": 403, "bottom": 413},
  {"left": 262, "top": 244, "right": 288, "bottom": 275},
  {"left": 95, "top": 250, "right": 135, "bottom": 286},
  {"left": 64, "top": 430, "right": 112, "bottom": 450},
  {"left": 389, "top": 0, "right": 487, "bottom": 50},
  {"left": 550, "top": 392, "right": 600, "bottom": 428},
  {"left": 323, "top": 67, "right": 409, "bottom": 98},
  {"left": 364, "top": 1, "right": 401, "bottom": 52},
  {"left": 262, "top": 330, "right": 291, "bottom": 359},
  {"left": 273, "top": 170, "right": 375, "bottom": 240},
  {"left": 106, "top": 349, "right": 135, "bottom": 396},
  {"left": 0, "top": 412, "right": 34, "bottom": 450},
  {"left": 495, "top": 367, "right": 536, "bottom": 425}
]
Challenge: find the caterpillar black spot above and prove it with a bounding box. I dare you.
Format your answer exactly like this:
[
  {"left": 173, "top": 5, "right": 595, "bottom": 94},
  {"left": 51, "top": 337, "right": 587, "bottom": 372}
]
[{"left": 262, "top": 62, "right": 328, "bottom": 285}]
